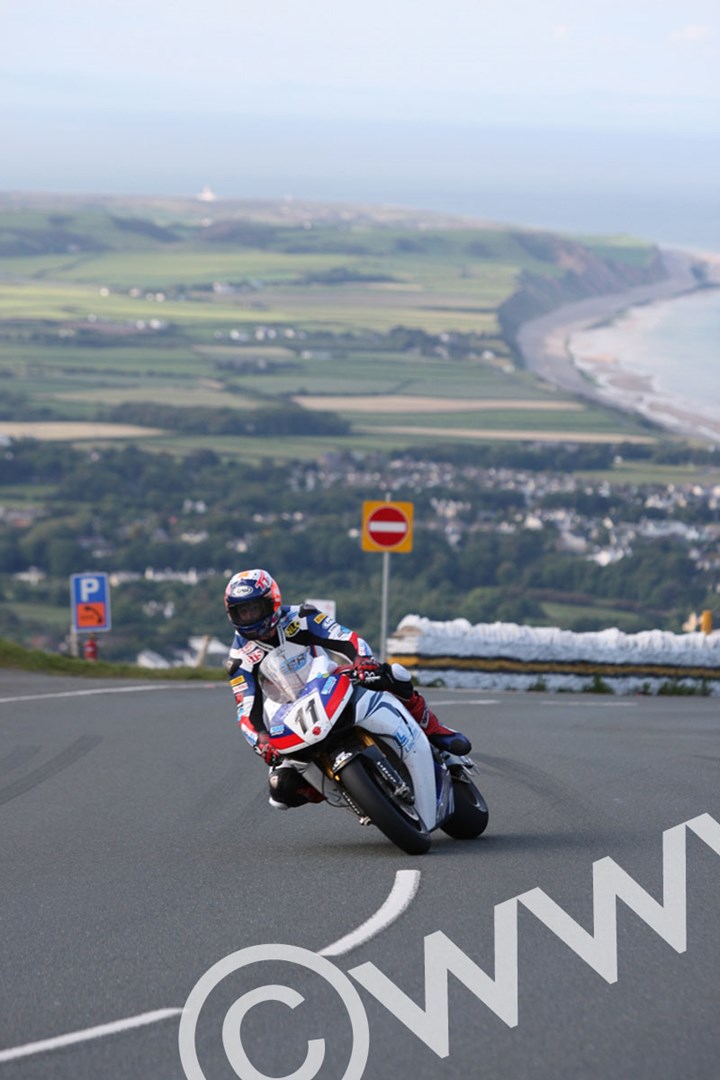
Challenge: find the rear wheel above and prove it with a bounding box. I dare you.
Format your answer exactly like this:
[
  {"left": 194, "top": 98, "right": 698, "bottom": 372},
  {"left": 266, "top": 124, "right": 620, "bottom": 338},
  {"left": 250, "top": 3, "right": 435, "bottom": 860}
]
[
  {"left": 341, "top": 756, "right": 431, "bottom": 855},
  {"left": 441, "top": 778, "right": 489, "bottom": 839}
]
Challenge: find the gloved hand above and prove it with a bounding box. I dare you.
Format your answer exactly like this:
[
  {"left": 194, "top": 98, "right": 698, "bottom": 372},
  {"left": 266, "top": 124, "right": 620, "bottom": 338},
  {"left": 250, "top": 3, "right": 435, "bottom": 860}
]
[
  {"left": 351, "top": 659, "right": 397, "bottom": 692},
  {"left": 254, "top": 731, "right": 281, "bottom": 766}
]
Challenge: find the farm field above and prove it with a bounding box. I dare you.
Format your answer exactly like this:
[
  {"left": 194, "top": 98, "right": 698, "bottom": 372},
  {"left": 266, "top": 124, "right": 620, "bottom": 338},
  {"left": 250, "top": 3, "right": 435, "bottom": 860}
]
[
  {"left": 291, "top": 395, "right": 586, "bottom": 413},
  {"left": 0, "top": 422, "right": 165, "bottom": 440},
  {"left": 539, "top": 600, "right": 650, "bottom": 632},
  {"left": 357, "top": 425, "right": 655, "bottom": 444},
  {"left": 0, "top": 193, "right": 663, "bottom": 457},
  {"left": 577, "top": 461, "right": 720, "bottom": 487}
]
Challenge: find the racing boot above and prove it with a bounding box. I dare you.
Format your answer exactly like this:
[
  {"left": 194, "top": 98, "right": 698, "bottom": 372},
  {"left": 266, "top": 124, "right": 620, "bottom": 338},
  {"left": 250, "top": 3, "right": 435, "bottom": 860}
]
[
  {"left": 404, "top": 690, "right": 472, "bottom": 756},
  {"left": 268, "top": 765, "right": 326, "bottom": 810}
]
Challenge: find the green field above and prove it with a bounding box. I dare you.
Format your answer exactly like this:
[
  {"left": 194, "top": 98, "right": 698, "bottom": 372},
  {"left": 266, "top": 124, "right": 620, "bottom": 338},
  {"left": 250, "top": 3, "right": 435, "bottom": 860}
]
[
  {"left": 539, "top": 601, "right": 650, "bottom": 632},
  {"left": 0, "top": 195, "right": 663, "bottom": 456},
  {"left": 577, "top": 461, "right": 720, "bottom": 486},
  {"left": 2, "top": 600, "right": 71, "bottom": 631}
]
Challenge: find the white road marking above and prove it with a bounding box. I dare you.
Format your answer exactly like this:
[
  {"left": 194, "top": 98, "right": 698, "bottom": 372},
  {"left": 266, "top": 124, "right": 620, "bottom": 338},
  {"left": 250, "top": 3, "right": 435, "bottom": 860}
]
[
  {"left": 0, "top": 684, "right": 219, "bottom": 706},
  {"left": 319, "top": 869, "right": 421, "bottom": 957},
  {"left": 540, "top": 700, "right": 638, "bottom": 708},
  {"left": 0, "top": 870, "right": 422, "bottom": 1062},
  {"left": 430, "top": 698, "right": 499, "bottom": 706},
  {"left": 0, "top": 1008, "right": 182, "bottom": 1064}
]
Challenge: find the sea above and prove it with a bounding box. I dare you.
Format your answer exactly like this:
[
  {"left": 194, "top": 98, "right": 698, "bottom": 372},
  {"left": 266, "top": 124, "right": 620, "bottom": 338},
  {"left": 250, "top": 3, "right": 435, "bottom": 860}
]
[{"left": 568, "top": 287, "right": 720, "bottom": 439}]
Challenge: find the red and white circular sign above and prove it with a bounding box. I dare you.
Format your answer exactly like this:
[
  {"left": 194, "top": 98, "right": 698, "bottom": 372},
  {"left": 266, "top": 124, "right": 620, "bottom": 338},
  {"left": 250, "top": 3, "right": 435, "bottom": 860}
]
[{"left": 363, "top": 502, "right": 413, "bottom": 551}]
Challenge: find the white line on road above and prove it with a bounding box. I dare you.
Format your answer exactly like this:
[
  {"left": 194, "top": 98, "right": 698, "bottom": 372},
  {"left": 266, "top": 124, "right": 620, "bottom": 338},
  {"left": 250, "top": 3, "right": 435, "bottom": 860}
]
[
  {"left": 0, "top": 684, "right": 219, "bottom": 706},
  {"left": 0, "top": 872, "right": 419, "bottom": 1062},
  {"left": 0, "top": 1008, "right": 182, "bottom": 1065},
  {"left": 430, "top": 698, "right": 499, "bottom": 706},
  {"left": 540, "top": 700, "right": 638, "bottom": 708},
  {"left": 319, "top": 869, "right": 421, "bottom": 957}
]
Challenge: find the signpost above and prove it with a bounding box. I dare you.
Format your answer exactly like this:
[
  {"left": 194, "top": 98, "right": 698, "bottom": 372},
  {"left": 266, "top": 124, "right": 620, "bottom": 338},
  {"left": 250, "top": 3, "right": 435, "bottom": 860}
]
[
  {"left": 70, "top": 573, "right": 111, "bottom": 656},
  {"left": 362, "top": 500, "right": 414, "bottom": 659}
]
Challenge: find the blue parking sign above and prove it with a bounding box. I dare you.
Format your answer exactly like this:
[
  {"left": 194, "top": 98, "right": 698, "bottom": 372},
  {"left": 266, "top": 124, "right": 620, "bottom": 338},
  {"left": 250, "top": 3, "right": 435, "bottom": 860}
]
[{"left": 71, "top": 573, "right": 111, "bottom": 632}]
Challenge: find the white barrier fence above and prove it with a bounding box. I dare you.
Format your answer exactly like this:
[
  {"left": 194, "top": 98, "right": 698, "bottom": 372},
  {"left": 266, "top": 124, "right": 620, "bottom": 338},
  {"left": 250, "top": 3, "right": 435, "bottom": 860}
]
[{"left": 387, "top": 616, "right": 720, "bottom": 695}]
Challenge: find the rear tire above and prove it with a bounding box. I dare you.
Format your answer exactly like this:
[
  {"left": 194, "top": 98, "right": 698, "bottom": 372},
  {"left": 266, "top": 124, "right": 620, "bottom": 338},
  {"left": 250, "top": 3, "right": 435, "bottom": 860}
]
[
  {"left": 341, "top": 756, "right": 431, "bottom": 855},
  {"left": 441, "top": 778, "right": 489, "bottom": 839}
]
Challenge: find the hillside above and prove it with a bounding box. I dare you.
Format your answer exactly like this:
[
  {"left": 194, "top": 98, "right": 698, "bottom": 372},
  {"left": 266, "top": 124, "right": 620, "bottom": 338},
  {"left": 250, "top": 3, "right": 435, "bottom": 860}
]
[{"left": 0, "top": 193, "right": 664, "bottom": 457}]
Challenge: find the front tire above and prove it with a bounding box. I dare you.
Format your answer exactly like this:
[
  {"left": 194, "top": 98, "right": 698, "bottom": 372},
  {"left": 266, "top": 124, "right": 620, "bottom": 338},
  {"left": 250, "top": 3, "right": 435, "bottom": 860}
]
[
  {"left": 441, "top": 778, "right": 489, "bottom": 839},
  {"left": 341, "top": 756, "right": 431, "bottom": 855}
]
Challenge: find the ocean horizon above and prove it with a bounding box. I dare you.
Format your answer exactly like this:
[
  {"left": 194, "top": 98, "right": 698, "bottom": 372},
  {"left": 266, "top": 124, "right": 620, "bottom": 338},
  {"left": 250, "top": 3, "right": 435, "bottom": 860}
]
[{"left": 3, "top": 112, "right": 718, "bottom": 250}]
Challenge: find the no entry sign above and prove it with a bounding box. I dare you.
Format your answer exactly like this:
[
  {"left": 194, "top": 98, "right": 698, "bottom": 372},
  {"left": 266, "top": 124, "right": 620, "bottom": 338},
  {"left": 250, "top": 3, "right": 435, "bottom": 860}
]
[{"left": 362, "top": 501, "right": 414, "bottom": 553}]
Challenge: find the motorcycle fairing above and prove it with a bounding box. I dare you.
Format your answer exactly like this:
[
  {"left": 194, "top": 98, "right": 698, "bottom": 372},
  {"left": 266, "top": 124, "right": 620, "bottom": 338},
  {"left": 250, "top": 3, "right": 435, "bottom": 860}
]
[
  {"left": 265, "top": 672, "right": 354, "bottom": 751},
  {"left": 353, "top": 688, "right": 439, "bottom": 830}
]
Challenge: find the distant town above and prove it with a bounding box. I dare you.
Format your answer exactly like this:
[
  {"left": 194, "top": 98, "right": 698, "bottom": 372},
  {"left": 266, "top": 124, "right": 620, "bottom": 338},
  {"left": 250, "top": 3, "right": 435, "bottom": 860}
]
[{"left": 1, "top": 438, "right": 717, "bottom": 665}]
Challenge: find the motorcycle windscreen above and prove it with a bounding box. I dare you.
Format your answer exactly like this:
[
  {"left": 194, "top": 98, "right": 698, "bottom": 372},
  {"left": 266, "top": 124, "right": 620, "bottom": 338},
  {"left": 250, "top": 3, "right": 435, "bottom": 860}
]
[{"left": 258, "top": 642, "right": 315, "bottom": 704}]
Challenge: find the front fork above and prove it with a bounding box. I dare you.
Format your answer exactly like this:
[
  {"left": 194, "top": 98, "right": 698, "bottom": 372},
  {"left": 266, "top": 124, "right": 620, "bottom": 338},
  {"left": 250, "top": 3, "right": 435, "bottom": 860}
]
[
  {"left": 321, "top": 731, "right": 413, "bottom": 804},
  {"left": 313, "top": 730, "right": 472, "bottom": 828}
]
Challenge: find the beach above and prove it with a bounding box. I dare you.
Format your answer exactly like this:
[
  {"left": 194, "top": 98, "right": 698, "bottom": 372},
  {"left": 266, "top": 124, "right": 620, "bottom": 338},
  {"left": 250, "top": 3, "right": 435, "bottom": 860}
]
[{"left": 516, "top": 250, "right": 720, "bottom": 442}]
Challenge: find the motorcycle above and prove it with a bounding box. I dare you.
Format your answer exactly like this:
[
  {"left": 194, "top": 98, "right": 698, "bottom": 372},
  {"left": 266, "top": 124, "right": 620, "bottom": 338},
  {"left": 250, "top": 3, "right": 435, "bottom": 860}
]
[{"left": 258, "top": 641, "right": 489, "bottom": 855}]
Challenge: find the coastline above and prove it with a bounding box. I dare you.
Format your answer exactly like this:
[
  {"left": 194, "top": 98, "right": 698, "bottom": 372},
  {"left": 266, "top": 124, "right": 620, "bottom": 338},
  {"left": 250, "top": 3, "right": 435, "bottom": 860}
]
[{"left": 515, "top": 249, "right": 719, "bottom": 440}]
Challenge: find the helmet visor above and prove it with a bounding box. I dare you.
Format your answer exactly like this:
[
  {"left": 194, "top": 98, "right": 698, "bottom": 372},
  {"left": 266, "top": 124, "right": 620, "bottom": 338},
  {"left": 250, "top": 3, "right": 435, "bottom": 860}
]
[{"left": 228, "top": 597, "right": 274, "bottom": 629}]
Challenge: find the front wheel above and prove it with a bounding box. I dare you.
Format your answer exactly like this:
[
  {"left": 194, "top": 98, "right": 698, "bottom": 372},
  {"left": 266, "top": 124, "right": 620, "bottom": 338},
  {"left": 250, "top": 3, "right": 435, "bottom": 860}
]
[
  {"left": 441, "top": 777, "right": 489, "bottom": 839},
  {"left": 341, "top": 756, "right": 431, "bottom": 855}
]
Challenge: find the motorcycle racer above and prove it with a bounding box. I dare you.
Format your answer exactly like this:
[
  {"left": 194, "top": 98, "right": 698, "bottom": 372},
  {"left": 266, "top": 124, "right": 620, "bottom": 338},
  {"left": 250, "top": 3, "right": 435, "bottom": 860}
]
[{"left": 224, "top": 568, "right": 472, "bottom": 809}]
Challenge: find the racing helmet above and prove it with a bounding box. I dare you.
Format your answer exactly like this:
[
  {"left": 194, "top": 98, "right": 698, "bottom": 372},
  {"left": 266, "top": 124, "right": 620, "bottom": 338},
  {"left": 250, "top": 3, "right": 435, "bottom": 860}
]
[{"left": 224, "top": 569, "right": 282, "bottom": 639}]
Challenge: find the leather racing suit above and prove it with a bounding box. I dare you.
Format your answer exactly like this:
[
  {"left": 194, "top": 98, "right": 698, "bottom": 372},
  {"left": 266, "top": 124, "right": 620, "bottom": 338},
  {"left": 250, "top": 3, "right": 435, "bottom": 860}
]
[{"left": 227, "top": 603, "right": 371, "bottom": 745}]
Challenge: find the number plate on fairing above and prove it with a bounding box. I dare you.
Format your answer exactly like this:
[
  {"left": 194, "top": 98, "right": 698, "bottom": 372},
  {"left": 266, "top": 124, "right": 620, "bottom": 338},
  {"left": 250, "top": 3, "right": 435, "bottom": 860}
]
[{"left": 277, "top": 683, "right": 335, "bottom": 743}]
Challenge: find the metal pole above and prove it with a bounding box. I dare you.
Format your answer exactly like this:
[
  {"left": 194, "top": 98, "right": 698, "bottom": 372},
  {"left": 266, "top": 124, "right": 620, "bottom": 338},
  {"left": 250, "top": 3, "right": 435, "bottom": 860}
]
[
  {"left": 378, "top": 490, "right": 392, "bottom": 661},
  {"left": 380, "top": 550, "right": 390, "bottom": 661}
]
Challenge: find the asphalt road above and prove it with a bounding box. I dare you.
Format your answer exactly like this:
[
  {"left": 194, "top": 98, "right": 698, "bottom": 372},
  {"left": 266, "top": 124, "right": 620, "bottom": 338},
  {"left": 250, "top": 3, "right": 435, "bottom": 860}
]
[{"left": 1, "top": 670, "right": 718, "bottom": 1080}]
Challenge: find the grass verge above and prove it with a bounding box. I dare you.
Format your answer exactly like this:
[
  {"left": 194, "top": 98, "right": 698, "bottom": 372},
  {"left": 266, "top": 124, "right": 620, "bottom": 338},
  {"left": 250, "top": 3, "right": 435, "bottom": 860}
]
[{"left": 0, "top": 638, "right": 225, "bottom": 680}]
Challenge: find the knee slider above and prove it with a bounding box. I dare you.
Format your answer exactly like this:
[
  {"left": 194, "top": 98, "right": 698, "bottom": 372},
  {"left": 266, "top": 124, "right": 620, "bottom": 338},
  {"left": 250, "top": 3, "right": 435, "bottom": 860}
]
[{"left": 268, "top": 769, "right": 308, "bottom": 808}]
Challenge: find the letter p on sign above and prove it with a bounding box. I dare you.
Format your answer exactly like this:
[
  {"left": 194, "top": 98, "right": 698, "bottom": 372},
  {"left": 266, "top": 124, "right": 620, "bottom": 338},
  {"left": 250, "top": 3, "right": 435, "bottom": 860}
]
[{"left": 80, "top": 578, "right": 100, "bottom": 603}]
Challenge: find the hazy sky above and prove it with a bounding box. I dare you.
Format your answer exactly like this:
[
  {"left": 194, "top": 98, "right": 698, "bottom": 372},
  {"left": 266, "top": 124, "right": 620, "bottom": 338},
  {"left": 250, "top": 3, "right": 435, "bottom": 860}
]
[
  {"left": 2, "top": 1, "right": 719, "bottom": 242},
  {"left": 4, "top": 0, "right": 718, "bottom": 129}
]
